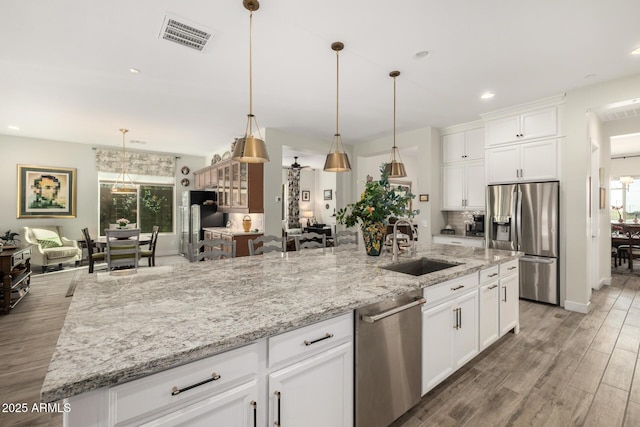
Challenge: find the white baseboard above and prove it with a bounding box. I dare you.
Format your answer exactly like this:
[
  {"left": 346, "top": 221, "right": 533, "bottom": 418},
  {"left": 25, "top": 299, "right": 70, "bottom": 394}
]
[
  {"left": 601, "top": 277, "right": 612, "bottom": 286},
  {"left": 564, "top": 299, "right": 591, "bottom": 314}
]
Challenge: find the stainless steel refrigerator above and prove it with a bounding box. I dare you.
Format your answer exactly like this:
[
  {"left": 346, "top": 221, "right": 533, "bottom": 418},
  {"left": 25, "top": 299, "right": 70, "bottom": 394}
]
[
  {"left": 486, "top": 181, "right": 559, "bottom": 304},
  {"left": 179, "top": 191, "right": 224, "bottom": 256}
]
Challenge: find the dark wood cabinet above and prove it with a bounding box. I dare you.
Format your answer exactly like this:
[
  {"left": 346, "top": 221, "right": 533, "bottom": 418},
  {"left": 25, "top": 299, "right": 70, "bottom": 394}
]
[
  {"left": 1, "top": 246, "right": 32, "bottom": 314},
  {"left": 204, "top": 229, "right": 263, "bottom": 258},
  {"left": 193, "top": 160, "right": 263, "bottom": 213}
]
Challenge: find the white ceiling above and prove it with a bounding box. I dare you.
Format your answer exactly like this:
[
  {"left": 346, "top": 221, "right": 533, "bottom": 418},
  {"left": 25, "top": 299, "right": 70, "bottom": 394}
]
[{"left": 2, "top": 0, "right": 640, "bottom": 166}]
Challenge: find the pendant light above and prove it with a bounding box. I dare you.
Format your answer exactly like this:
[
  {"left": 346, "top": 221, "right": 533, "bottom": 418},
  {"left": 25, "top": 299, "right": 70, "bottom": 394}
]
[
  {"left": 323, "top": 41, "right": 351, "bottom": 172},
  {"left": 383, "top": 71, "right": 407, "bottom": 178},
  {"left": 232, "top": 0, "right": 269, "bottom": 163},
  {"left": 111, "top": 128, "right": 137, "bottom": 194}
]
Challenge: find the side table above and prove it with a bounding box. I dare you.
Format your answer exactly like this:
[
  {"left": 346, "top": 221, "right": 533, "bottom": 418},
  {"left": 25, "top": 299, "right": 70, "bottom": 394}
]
[{"left": 1, "top": 246, "right": 32, "bottom": 314}]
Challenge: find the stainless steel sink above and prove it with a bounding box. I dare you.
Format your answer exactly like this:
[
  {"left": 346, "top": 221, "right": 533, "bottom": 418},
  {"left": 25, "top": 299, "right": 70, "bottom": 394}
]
[{"left": 382, "top": 258, "right": 460, "bottom": 276}]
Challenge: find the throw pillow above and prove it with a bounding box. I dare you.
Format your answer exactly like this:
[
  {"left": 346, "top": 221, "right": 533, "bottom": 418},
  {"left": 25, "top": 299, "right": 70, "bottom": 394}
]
[
  {"left": 38, "top": 237, "right": 63, "bottom": 248},
  {"left": 32, "top": 228, "right": 63, "bottom": 248}
]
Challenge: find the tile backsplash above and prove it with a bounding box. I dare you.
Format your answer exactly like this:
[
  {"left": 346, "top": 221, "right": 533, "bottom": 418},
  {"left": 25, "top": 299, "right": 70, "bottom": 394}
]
[{"left": 441, "top": 211, "right": 485, "bottom": 235}]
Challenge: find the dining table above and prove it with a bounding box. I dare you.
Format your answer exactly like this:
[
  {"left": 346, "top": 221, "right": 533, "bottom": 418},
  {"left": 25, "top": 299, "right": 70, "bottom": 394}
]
[{"left": 80, "top": 235, "right": 151, "bottom": 253}]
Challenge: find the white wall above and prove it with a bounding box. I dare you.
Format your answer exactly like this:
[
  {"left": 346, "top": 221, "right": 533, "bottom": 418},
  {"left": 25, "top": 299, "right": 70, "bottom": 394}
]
[
  {"left": 563, "top": 73, "right": 640, "bottom": 313},
  {"left": 352, "top": 127, "right": 440, "bottom": 241},
  {"left": 0, "top": 133, "right": 207, "bottom": 259}
]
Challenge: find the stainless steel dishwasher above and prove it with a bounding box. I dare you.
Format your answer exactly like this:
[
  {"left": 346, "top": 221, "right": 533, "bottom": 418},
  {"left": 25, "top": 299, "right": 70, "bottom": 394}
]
[{"left": 355, "top": 289, "right": 426, "bottom": 427}]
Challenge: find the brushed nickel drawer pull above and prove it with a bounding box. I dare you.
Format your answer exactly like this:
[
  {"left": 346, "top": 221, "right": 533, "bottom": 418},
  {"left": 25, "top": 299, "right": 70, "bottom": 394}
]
[
  {"left": 451, "top": 285, "right": 465, "bottom": 291},
  {"left": 250, "top": 400, "right": 257, "bottom": 427},
  {"left": 274, "top": 391, "right": 281, "bottom": 426},
  {"left": 171, "top": 372, "right": 221, "bottom": 396},
  {"left": 304, "top": 333, "right": 334, "bottom": 346}
]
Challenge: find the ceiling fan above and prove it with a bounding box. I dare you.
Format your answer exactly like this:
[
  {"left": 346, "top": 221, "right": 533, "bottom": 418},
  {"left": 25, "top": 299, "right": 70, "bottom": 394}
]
[{"left": 288, "top": 156, "right": 313, "bottom": 170}]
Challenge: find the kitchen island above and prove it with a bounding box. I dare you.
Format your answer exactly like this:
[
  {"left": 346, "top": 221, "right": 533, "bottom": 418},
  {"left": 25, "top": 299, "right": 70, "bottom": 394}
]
[{"left": 41, "top": 243, "right": 521, "bottom": 425}]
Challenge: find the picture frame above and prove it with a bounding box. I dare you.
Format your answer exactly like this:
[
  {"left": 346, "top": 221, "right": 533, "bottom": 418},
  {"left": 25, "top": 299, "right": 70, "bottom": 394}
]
[
  {"left": 324, "top": 189, "right": 332, "bottom": 200},
  {"left": 301, "top": 190, "right": 310, "bottom": 202},
  {"left": 419, "top": 194, "right": 429, "bottom": 202},
  {"left": 17, "top": 165, "right": 77, "bottom": 218},
  {"left": 389, "top": 179, "right": 412, "bottom": 212}
]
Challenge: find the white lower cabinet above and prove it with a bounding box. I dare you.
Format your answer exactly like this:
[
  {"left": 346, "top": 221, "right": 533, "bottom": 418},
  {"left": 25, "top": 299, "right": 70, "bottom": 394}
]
[
  {"left": 268, "top": 342, "right": 353, "bottom": 427},
  {"left": 479, "top": 267, "right": 500, "bottom": 350},
  {"left": 432, "top": 235, "right": 485, "bottom": 248},
  {"left": 64, "top": 314, "right": 353, "bottom": 427},
  {"left": 145, "top": 380, "right": 258, "bottom": 427},
  {"left": 499, "top": 260, "right": 520, "bottom": 336},
  {"left": 422, "top": 274, "right": 479, "bottom": 395}
]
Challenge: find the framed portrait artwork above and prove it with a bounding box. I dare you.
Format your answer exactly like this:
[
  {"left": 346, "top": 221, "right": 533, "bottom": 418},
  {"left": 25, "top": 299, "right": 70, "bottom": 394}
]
[
  {"left": 17, "top": 165, "right": 77, "bottom": 218},
  {"left": 324, "top": 189, "right": 332, "bottom": 200},
  {"left": 301, "top": 190, "right": 310, "bottom": 202}
]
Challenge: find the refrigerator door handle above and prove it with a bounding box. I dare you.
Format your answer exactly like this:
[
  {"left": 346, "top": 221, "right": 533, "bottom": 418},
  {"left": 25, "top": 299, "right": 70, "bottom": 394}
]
[
  {"left": 520, "top": 255, "right": 555, "bottom": 264},
  {"left": 515, "top": 189, "right": 522, "bottom": 251}
]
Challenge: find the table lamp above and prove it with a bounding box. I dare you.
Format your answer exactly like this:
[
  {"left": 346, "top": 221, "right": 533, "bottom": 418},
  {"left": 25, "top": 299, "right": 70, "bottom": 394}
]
[{"left": 303, "top": 210, "right": 314, "bottom": 227}]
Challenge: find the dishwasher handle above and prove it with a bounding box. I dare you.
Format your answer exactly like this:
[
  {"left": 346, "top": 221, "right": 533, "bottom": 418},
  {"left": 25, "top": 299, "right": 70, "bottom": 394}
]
[{"left": 361, "top": 297, "right": 426, "bottom": 323}]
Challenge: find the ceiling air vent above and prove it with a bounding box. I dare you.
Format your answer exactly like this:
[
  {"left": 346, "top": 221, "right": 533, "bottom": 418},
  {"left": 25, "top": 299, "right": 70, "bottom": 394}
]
[{"left": 159, "top": 14, "right": 213, "bottom": 52}]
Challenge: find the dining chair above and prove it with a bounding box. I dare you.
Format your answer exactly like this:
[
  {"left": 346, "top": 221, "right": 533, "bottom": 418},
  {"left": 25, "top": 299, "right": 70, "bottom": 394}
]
[
  {"left": 140, "top": 226, "right": 160, "bottom": 266},
  {"left": 295, "top": 232, "right": 327, "bottom": 249},
  {"left": 248, "top": 235, "right": 292, "bottom": 256},
  {"left": 335, "top": 230, "right": 359, "bottom": 247},
  {"left": 105, "top": 228, "right": 140, "bottom": 272},
  {"left": 616, "top": 230, "right": 640, "bottom": 271},
  {"left": 189, "top": 239, "right": 236, "bottom": 261},
  {"left": 81, "top": 228, "right": 105, "bottom": 273}
]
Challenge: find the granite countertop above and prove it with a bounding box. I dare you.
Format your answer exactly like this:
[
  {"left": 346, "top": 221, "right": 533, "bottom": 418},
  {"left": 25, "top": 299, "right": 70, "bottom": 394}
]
[
  {"left": 433, "top": 233, "right": 485, "bottom": 240},
  {"left": 41, "top": 243, "right": 521, "bottom": 403},
  {"left": 202, "top": 226, "right": 263, "bottom": 236}
]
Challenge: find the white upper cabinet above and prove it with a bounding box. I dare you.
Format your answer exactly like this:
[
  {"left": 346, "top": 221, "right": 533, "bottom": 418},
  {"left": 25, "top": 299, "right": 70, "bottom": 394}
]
[
  {"left": 486, "top": 139, "right": 558, "bottom": 184},
  {"left": 442, "top": 160, "right": 485, "bottom": 210},
  {"left": 442, "top": 124, "right": 485, "bottom": 163},
  {"left": 485, "top": 106, "right": 558, "bottom": 147}
]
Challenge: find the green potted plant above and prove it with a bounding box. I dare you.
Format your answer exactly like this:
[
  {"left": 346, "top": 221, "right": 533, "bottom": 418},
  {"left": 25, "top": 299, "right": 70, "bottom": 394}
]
[{"left": 337, "top": 165, "right": 419, "bottom": 256}]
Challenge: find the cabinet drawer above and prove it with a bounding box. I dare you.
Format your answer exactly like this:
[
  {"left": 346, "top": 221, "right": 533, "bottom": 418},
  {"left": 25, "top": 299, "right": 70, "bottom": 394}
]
[
  {"left": 480, "top": 266, "right": 499, "bottom": 283},
  {"left": 269, "top": 312, "right": 353, "bottom": 367},
  {"left": 11, "top": 249, "right": 31, "bottom": 267},
  {"left": 424, "top": 273, "right": 478, "bottom": 307},
  {"left": 500, "top": 260, "right": 519, "bottom": 276},
  {"left": 109, "top": 343, "right": 260, "bottom": 425}
]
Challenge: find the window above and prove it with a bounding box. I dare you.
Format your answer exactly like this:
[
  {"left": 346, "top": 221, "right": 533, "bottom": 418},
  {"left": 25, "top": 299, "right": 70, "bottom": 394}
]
[
  {"left": 610, "top": 178, "right": 640, "bottom": 221},
  {"left": 99, "top": 181, "right": 174, "bottom": 235}
]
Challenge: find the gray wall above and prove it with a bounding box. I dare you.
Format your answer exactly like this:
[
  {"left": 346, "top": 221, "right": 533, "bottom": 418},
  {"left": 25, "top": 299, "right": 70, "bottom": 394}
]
[{"left": 0, "top": 134, "right": 206, "bottom": 258}]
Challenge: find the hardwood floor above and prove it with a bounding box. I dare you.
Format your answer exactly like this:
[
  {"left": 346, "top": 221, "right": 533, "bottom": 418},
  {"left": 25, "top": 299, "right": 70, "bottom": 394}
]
[{"left": 1, "top": 263, "right": 638, "bottom": 427}]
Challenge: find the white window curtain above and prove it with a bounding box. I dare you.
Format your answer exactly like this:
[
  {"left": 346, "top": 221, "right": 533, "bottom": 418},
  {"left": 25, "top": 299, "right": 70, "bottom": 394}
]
[{"left": 95, "top": 148, "right": 176, "bottom": 177}]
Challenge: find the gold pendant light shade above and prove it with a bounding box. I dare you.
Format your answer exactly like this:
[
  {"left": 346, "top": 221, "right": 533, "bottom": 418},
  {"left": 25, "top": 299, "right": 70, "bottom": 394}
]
[
  {"left": 232, "top": 0, "right": 270, "bottom": 164},
  {"left": 111, "top": 128, "right": 138, "bottom": 194},
  {"left": 323, "top": 42, "right": 351, "bottom": 173},
  {"left": 384, "top": 70, "right": 407, "bottom": 178}
]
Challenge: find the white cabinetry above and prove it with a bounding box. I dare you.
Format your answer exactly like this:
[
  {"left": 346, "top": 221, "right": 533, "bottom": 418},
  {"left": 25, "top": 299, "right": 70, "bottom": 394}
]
[
  {"left": 442, "top": 126, "right": 485, "bottom": 163},
  {"left": 267, "top": 313, "right": 353, "bottom": 427},
  {"left": 479, "top": 266, "right": 500, "bottom": 350},
  {"left": 442, "top": 161, "right": 485, "bottom": 210},
  {"left": 499, "top": 260, "right": 520, "bottom": 335},
  {"left": 422, "top": 273, "right": 479, "bottom": 394},
  {"left": 268, "top": 342, "right": 352, "bottom": 427},
  {"left": 64, "top": 314, "right": 353, "bottom": 427},
  {"left": 485, "top": 106, "right": 558, "bottom": 147},
  {"left": 432, "top": 235, "right": 485, "bottom": 248},
  {"left": 486, "top": 139, "right": 558, "bottom": 184}
]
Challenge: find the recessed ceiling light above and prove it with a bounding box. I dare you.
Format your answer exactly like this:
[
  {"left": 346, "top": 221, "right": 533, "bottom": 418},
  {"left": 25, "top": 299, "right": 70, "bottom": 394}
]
[
  {"left": 129, "top": 68, "right": 140, "bottom": 74},
  {"left": 414, "top": 50, "right": 430, "bottom": 59},
  {"left": 631, "top": 47, "right": 640, "bottom": 55},
  {"left": 480, "top": 92, "right": 495, "bottom": 100},
  {"left": 7, "top": 125, "right": 19, "bottom": 130},
  {"left": 584, "top": 74, "right": 597, "bottom": 79}
]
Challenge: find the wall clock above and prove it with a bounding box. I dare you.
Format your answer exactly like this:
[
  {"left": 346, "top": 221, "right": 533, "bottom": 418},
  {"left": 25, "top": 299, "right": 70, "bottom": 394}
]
[
  {"left": 181, "top": 166, "right": 190, "bottom": 175},
  {"left": 180, "top": 178, "right": 190, "bottom": 187}
]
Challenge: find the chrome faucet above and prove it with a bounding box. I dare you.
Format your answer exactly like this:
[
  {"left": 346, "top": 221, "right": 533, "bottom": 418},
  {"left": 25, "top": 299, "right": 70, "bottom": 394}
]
[{"left": 392, "top": 218, "right": 417, "bottom": 262}]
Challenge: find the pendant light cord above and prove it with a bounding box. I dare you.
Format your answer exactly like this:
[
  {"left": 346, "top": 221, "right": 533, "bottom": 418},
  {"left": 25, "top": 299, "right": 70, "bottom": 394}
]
[
  {"left": 335, "top": 48, "right": 339, "bottom": 137},
  {"left": 248, "top": 11, "right": 254, "bottom": 134},
  {"left": 393, "top": 75, "right": 397, "bottom": 150}
]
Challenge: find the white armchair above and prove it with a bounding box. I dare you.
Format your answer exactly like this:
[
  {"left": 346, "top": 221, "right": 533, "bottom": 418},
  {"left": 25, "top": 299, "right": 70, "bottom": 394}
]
[{"left": 20, "top": 226, "right": 82, "bottom": 273}]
